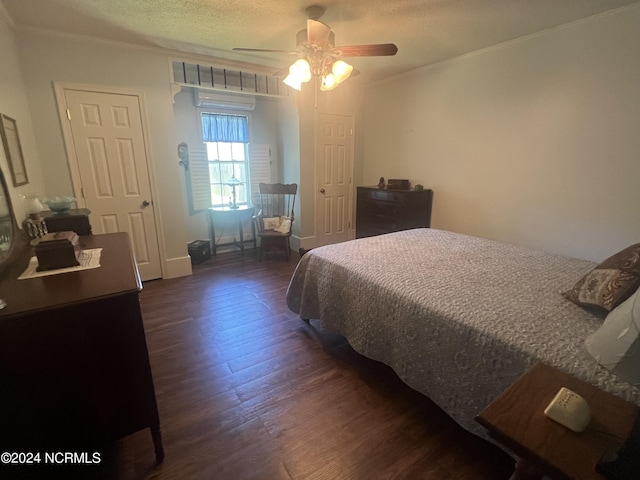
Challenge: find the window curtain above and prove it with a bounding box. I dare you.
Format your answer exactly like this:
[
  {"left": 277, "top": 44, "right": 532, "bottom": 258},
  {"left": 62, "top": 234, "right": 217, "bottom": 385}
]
[{"left": 202, "top": 113, "right": 249, "bottom": 143}]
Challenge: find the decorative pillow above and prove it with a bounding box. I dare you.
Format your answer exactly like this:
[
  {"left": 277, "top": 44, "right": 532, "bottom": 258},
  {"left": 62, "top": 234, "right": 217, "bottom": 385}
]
[
  {"left": 262, "top": 217, "right": 281, "bottom": 231},
  {"left": 564, "top": 243, "right": 640, "bottom": 311},
  {"left": 274, "top": 216, "right": 292, "bottom": 234},
  {"left": 584, "top": 287, "right": 640, "bottom": 385}
]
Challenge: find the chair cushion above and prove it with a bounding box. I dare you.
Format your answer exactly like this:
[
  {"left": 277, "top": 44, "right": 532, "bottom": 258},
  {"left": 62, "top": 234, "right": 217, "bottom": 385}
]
[
  {"left": 274, "top": 217, "right": 292, "bottom": 234},
  {"left": 262, "top": 217, "right": 280, "bottom": 230}
]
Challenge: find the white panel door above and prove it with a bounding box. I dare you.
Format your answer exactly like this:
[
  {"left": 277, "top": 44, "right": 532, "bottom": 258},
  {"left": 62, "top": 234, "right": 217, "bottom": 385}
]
[
  {"left": 64, "top": 89, "right": 162, "bottom": 280},
  {"left": 315, "top": 113, "right": 354, "bottom": 247}
]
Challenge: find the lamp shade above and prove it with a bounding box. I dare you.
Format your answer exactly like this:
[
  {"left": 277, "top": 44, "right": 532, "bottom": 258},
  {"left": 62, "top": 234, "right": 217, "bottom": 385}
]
[
  {"left": 284, "top": 59, "right": 312, "bottom": 91},
  {"left": 283, "top": 75, "right": 302, "bottom": 91},
  {"left": 22, "top": 194, "right": 43, "bottom": 215},
  {"left": 584, "top": 287, "right": 640, "bottom": 386},
  {"left": 332, "top": 60, "right": 353, "bottom": 83},
  {"left": 225, "top": 175, "right": 241, "bottom": 186},
  {"left": 320, "top": 74, "right": 338, "bottom": 91},
  {"left": 320, "top": 60, "right": 353, "bottom": 91}
]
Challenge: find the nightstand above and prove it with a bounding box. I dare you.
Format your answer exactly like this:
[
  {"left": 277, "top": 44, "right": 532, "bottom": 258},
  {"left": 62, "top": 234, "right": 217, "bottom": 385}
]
[{"left": 476, "top": 363, "right": 638, "bottom": 480}]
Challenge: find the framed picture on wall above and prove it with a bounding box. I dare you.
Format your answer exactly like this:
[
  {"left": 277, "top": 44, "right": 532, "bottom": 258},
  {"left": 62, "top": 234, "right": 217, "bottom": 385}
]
[{"left": 0, "top": 114, "right": 29, "bottom": 187}]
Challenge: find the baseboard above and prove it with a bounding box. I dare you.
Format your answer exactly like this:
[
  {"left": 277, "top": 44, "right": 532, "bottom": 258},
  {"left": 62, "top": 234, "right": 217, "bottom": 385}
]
[
  {"left": 163, "top": 255, "right": 193, "bottom": 279},
  {"left": 295, "top": 234, "right": 315, "bottom": 251}
]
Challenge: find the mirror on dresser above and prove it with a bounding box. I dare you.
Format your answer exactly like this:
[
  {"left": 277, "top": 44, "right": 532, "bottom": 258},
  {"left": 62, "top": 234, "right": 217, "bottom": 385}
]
[
  {"left": 0, "top": 165, "right": 23, "bottom": 307},
  {"left": 0, "top": 169, "right": 13, "bottom": 262}
]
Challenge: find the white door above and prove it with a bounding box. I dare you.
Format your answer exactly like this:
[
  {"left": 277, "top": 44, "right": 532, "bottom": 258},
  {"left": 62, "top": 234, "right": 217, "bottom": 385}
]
[
  {"left": 62, "top": 88, "right": 162, "bottom": 280},
  {"left": 315, "top": 113, "right": 354, "bottom": 246}
]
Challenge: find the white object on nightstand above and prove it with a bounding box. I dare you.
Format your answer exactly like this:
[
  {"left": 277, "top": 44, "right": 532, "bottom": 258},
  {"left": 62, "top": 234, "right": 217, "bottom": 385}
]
[{"left": 544, "top": 387, "right": 592, "bottom": 432}]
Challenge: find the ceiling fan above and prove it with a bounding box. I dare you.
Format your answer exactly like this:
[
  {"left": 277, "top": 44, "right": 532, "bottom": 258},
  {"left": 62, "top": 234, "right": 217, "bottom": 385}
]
[{"left": 233, "top": 5, "right": 398, "bottom": 91}]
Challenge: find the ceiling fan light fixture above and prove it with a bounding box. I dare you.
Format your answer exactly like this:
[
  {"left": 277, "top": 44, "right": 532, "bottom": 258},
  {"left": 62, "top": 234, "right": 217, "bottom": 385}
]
[
  {"left": 235, "top": 6, "right": 397, "bottom": 94},
  {"left": 331, "top": 60, "right": 353, "bottom": 83},
  {"left": 291, "top": 58, "right": 312, "bottom": 83},
  {"left": 320, "top": 73, "right": 338, "bottom": 91},
  {"left": 284, "top": 58, "right": 313, "bottom": 90},
  {"left": 319, "top": 60, "right": 353, "bottom": 91},
  {"left": 283, "top": 74, "right": 303, "bottom": 91}
]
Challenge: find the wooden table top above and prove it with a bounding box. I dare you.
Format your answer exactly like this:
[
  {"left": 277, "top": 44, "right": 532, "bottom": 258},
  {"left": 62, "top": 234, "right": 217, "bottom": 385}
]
[
  {"left": 0, "top": 232, "right": 141, "bottom": 320},
  {"left": 476, "top": 363, "right": 638, "bottom": 479}
]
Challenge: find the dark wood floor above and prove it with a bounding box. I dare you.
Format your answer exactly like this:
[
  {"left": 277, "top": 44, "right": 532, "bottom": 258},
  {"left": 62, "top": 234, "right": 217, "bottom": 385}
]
[{"left": 31, "top": 250, "right": 515, "bottom": 479}]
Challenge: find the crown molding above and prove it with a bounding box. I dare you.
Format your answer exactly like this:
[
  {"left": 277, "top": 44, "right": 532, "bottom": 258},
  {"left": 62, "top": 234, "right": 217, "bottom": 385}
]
[
  {"left": 14, "top": 23, "right": 278, "bottom": 75},
  {"left": 367, "top": 2, "right": 640, "bottom": 90}
]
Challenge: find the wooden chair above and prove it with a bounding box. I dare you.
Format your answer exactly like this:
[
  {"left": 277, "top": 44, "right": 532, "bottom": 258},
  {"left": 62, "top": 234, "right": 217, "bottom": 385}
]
[{"left": 254, "top": 183, "right": 297, "bottom": 261}]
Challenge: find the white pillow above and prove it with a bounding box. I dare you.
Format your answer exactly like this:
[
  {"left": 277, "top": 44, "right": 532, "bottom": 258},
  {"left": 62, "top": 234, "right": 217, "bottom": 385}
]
[
  {"left": 584, "top": 287, "right": 640, "bottom": 386},
  {"left": 274, "top": 216, "right": 291, "bottom": 234}
]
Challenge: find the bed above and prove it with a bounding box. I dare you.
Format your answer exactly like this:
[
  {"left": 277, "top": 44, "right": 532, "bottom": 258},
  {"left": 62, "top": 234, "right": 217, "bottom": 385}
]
[{"left": 286, "top": 228, "right": 640, "bottom": 439}]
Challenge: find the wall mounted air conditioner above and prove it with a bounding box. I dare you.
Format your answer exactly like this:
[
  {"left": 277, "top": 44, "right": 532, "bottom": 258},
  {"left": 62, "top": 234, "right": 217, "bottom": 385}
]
[{"left": 194, "top": 90, "right": 256, "bottom": 111}]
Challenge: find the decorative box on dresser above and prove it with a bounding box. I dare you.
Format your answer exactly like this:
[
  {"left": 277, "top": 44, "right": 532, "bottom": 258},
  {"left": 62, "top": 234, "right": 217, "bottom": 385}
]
[
  {"left": 0, "top": 232, "right": 163, "bottom": 463},
  {"left": 356, "top": 186, "right": 433, "bottom": 239}
]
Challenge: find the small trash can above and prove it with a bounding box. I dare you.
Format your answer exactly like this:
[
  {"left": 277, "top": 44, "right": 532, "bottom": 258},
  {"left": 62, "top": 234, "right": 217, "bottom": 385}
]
[{"left": 187, "top": 240, "right": 211, "bottom": 265}]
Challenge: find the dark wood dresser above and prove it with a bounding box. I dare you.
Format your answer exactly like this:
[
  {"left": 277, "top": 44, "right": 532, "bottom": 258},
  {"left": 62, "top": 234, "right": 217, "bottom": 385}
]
[
  {"left": 0, "top": 233, "right": 163, "bottom": 463},
  {"left": 41, "top": 208, "right": 92, "bottom": 235},
  {"left": 356, "top": 186, "right": 433, "bottom": 238}
]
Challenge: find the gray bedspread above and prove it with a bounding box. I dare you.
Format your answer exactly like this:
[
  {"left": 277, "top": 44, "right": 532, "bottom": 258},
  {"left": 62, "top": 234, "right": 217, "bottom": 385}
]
[{"left": 286, "top": 228, "right": 640, "bottom": 438}]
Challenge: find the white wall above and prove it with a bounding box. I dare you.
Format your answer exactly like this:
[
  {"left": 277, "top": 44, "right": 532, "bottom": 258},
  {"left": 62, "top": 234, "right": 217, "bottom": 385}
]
[
  {"left": 0, "top": 15, "right": 45, "bottom": 222},
  {"left": 277, "top": 98, "right": 301, "bottom": 236},
  {"left": 363, "top": 5, "right": 640, "bottom": 262},
  {"left": 15, "top": 30, "right": 193, "bottom": 277}
]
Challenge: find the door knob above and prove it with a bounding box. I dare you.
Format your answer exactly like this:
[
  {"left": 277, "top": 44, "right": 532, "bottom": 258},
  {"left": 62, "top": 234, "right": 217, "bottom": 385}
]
[
  {"left": 320, "top": 189, "right": 326, "bottom": 194},
  {"left": 142, "top": 200, "right": 150, "bottom": 207}
]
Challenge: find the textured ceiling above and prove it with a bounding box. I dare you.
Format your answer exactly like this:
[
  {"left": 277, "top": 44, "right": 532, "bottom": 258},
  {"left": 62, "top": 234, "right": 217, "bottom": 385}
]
[{"left": 2, "top": 0, "right": 639, "bottom": 84}]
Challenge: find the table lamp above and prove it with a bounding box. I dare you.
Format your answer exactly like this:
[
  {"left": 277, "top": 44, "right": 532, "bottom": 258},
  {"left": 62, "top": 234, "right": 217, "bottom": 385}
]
[
  {"left": 21, "top": 193, "right": 47, "bottom": 245},
  {"left": 226, "top": 175, "right": 241, "bottom": 209}
]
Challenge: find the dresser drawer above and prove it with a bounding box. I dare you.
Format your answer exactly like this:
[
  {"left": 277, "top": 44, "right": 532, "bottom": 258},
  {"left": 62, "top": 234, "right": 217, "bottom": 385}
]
[
  {"left": 358, "top": 189, "right": 408, "bottom": 204},
  {"left": 367, "top": 189, "right": 390, "bottom": 202},
  {"left": 359, "top": 200, "right": 402, "bottom": 217},
  {"left": 356, "top": 186, "right": 433, "bottom": 239},
  {"left": 387, "top": 191, "right": 409, "bottom": 203}
]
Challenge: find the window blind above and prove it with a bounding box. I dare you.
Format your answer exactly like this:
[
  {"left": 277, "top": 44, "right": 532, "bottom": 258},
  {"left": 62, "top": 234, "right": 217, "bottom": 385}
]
[
  {"left": 202, "top": 114, "right": 249, "bottom": 143},
  {"left": 249, "top": 144, "right": 271, "bottom": 205},
  {"left": 186, "top": 144, "right": 211, "bottom": 213}
]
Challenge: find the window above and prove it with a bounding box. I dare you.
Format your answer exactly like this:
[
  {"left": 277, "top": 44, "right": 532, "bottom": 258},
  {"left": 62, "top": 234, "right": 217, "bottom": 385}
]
[
  {"left": 186, "top": 112, "right": 271, "bottom": 213},
  {"left": 206, "top": 141, "right": 248, "bottom": 207},
  {"left": 202, "top": 113, "right": 249, "bottom": 208}
]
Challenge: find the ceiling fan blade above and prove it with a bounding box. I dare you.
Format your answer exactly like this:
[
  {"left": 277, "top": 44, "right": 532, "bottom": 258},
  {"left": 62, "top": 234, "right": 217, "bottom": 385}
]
[
  {"left": 272, "top": 65, "right": 290, "bottom": 77},
  {"left": 336, "top": 43, "right": 398, "bottom": 57},
  {"left": 233, "top": 47, "right": 299, "bottom": 55},
  {"left": 307, "top": 19, "right": 332, "bottom": 46}
]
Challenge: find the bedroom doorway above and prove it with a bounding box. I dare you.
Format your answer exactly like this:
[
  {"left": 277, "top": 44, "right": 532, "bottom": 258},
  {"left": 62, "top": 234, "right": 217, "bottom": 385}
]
[
  {"left": 315, "top": 112, "right": 354, "bottom": 246},
  {"left": 55, "top": 84, "right": 163, "bottom": 281}
]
